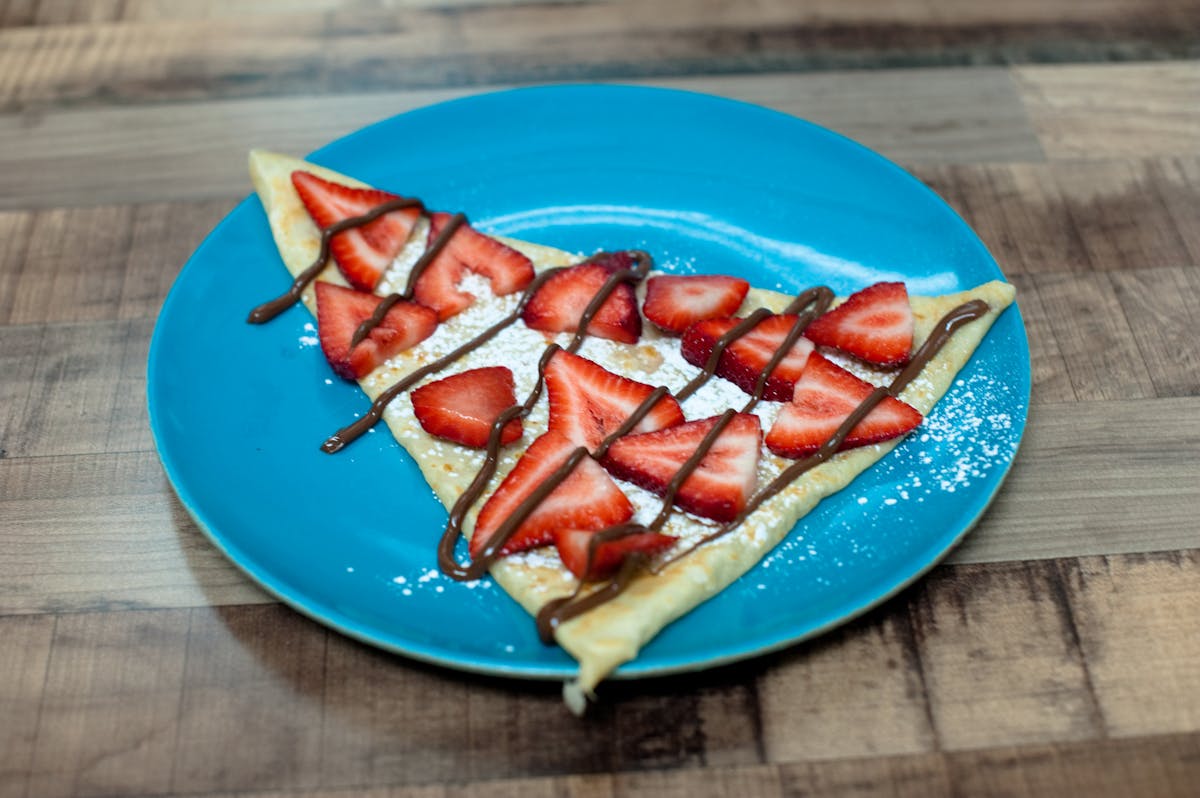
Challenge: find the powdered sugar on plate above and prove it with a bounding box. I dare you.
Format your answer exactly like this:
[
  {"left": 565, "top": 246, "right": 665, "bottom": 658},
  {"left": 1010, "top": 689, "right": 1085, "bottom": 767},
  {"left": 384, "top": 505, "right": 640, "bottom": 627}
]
[{"left": 356, "top": 245, "right": 1018, "bottom": 591}]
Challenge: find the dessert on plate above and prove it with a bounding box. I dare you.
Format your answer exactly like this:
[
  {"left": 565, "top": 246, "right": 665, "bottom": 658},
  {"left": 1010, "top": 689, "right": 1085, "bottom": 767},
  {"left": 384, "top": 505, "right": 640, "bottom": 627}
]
[{"left": 246, "top": 149, "right": 1016, "bottom": 712}]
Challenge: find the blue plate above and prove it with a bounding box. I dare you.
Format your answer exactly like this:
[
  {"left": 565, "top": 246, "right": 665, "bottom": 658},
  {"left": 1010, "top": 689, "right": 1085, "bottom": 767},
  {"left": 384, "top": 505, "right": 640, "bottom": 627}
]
[{"left": 148, "top": 85, "right": 1029, "bottom": 680}]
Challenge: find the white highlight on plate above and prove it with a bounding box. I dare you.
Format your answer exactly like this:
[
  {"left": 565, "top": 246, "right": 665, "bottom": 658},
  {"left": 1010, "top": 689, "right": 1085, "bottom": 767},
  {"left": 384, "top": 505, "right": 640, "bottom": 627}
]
[{"left": 480, "top": 204, "right": 960, "bottom": 294}]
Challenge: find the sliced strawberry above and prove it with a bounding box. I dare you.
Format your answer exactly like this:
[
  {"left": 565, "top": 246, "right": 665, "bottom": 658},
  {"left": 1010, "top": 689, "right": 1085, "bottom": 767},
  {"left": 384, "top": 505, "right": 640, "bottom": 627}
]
[
  {"left": 544, "top": 350, "right": 684, "bottom": 452},
  {"left": 521, "top": 256, "right": 642, "bottom": 344},
  {"left": 411, "top": 212, "right": 534, "bottom": 320},
  {"left": 410, "top": 367, "right": 522, "bottom": 449},
  {"left": 643, "top": 274, "right": 750, "bottom": 334},
  {"left": 681, "top": 314, "right": 815, "bottom": 401},
  {"left": 471, "top": 430, "right": 633, "bottom": 557},
  {"left": 292, "top": 170, "right": 421, "bottom": 291},
  {"left": 765, "top": 354, "right": 923, "bottom": 458},
  {"left": 315, "top": 282, "right": 437, "bottom": 380},
  {"left": 804, "top": 281, "right": 914, "bottom": 366},
  {"left": 602, "top": 413, "right": 762, "bottom": 523},
  {"left": 553, "top": 528, "right": 677, "bottom": 582}
]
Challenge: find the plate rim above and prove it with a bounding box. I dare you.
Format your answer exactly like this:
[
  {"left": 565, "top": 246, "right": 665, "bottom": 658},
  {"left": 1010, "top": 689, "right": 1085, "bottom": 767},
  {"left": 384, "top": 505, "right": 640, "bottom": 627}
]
[{"left": 148, "top": 82, "right": 1031, "bottom": 681}]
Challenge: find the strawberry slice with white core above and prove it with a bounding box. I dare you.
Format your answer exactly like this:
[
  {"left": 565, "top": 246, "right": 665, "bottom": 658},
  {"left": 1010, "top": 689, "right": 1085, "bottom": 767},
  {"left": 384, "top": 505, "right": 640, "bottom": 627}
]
[
  {"left": 545, "top": 350, "right": 684, "bottom": 452},
  {"left": 410, "top": 366, "right": 522, "bottom": 449},
  {"left": 602, "top": 413, "right": 762, "bottom": 523},
  {"left": 804, "top": 281, "right": 914, "bottom": 367},
  {"left": 471, "top": 430, "right": 634, "bottom": 558},
  {"left": 680, "top": 314, "right": 815, "bottom": 401},
  {"left": 411, "top": 212, "right": 535, "bottom": 321},
  {"left": 553, "top": 528, "right": 677, "bottom": 582},
  {"left": 521, "top": 254, "right": 642, "bottom": 344},
  {"left": 765, "top": 353, "right": 923, "bottom": 459},
  {"left": 292, "top": 171, "right": 421, "bottom": 292},
  {"left": 643, "top": 274, "right": 750, "bottom": 334},
  {"left": 315, "top": 282, "right": 438, "bottom": 380}
]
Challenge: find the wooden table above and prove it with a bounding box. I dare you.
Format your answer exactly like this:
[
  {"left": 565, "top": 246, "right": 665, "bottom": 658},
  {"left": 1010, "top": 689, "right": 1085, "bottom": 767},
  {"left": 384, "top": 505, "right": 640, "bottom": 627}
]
[{"left": 2, "top": 2, "right": 1198, "bottom": 796}]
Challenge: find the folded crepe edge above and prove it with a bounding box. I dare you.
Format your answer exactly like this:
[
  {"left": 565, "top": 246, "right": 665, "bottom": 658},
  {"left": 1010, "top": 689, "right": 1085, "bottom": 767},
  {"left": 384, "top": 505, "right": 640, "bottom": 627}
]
[
  {"left": 553, "top": 280, "right": 1016, "bottom": 706},
  {"left": 247, "top": 149, "right": 1017, "bottom": 711}
]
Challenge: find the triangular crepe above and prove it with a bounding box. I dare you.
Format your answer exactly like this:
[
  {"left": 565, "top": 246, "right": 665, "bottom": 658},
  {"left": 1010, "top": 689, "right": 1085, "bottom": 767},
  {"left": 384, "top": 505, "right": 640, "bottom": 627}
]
[{"left": 248, "top": 150, "right": 1016, "bottom": 710}]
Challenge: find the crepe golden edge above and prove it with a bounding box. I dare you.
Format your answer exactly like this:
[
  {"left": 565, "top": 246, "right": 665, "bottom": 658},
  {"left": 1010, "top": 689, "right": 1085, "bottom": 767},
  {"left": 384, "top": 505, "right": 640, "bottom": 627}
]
[{"left": 247, "top": 149, "right": 1017, "bottom": 710}]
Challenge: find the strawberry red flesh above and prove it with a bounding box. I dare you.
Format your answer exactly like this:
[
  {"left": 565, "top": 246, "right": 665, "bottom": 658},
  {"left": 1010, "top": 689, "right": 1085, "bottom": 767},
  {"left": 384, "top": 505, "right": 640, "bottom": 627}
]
[
  {"left": 804, "top": 281, "right": 914, "bottom": 366},
  {"left": 412, "top": 212, "right": 534, "bottom": 321},
  {"left": 545, "top": 350, "right": 684, "bottom": 451},
  {"left": 764, "top": 353, "right": 923, "bottom": 458},
  {"left": 315, "top": 282, "right": 437, "bottom": 380},
  {"left": 643, "top": 274, "right": 750, "bottom": 334},
  {"left": 411, "top": 366, "right": 522, "bottom": 449},
  {"left": 553, "top": 528, "right": 677, "bottom": 582},
  {"left": 292, "top": 170, "right": 421, "bottom": 292},
  {"left": 602, "top": 413, "right": 762, "bottom": 523},
  {"left": 521, "top": 259, "right": 642, "bottom": 344},
  {"left": 680, "top": 314, "right": 815, "bottom": 401},
  {"left": 471, "top": 430, "right": 634, "bottom": 558}
]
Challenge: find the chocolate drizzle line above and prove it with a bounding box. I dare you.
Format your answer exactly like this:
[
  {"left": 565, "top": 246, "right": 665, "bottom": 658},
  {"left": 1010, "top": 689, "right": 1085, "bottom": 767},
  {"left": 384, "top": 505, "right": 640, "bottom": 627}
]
[
  {"left": 436, "top": 251, "right": 653, "bottom": 580},
  {"left": 533, "top": 288, "right": 833, "bottom": 641},
  {"left": 349, "top": 212, "right": 467, "bottom": 347},
  {"left": 320, "top": 266, "right": 560, "bottom": 454},
  {"left": 323, "top": 248, "right": 656, "bottom": 456},
  {"left": 536, "top": 296, "right": 990, "bottom": 641},
  {"left": 246, "top": 196, "right": 425, "bottom": 324},
  {"left": 741, "top": 287, "right": 834, "bottom": 414},
  {"left": 674, "top": 286, "right": 833, "bottom": 404},
  {"left": 657, "top": 297, "right": 991, "bottom": 569}
]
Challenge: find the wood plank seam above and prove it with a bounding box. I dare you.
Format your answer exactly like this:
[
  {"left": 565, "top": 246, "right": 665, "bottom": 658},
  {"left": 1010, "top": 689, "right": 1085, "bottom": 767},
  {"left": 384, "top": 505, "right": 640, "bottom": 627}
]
[
  {"left": 897, "top": 604, "right": 944, "bottom": 752},
  {"left": 21, "top": 612, "right": 57, "bottom": 798},
  {"left": 164, "top": 606, "right": 195, "bottom": 795},
  {"left": 1048, "top": 559, "right": 1110, "bottom": 737},
  {"left": 114, "top": 732, "right": 1200, "bottom": 797},
  {"left": 1003, "top": 66, "right": 1050, "bottom": 163}
]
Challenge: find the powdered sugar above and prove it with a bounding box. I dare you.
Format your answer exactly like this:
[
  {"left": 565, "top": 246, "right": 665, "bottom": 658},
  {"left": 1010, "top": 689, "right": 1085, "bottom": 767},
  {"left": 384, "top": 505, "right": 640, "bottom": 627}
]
[
  {"left": 350, "top": 241, "right": 1017, "bottom": 594},
  {"left": 297, "top": 321, "right": 319, "bottom": 348}
]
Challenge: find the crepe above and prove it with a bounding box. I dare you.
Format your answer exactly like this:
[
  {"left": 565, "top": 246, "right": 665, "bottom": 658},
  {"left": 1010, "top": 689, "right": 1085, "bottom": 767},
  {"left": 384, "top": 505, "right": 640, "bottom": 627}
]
[{"left": 248, "top": 149, "right": 1016, "bottom": 710}]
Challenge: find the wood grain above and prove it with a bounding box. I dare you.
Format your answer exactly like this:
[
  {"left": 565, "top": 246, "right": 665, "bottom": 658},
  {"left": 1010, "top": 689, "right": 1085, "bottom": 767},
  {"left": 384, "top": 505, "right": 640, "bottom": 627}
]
[
  {"left": 1151, "top": 157, "right": 1200, "bottom": 263},
  {"left": 2, "top": 395, "right": 1197, "bottom": 614},
  {"left": 0, "top": 2, "right": 1197, "bottom": 789},
  {"left": 2, "top": 552, "right": 1198, "bottom": 795},
  {"left": 0, "top": 66, "right": 1042, "bottom": 210},
  {"left": 0, "top": 319, "right": 154, "bottom": 458},
  {"left": 1031, "top": 271, "right": 1157, "bottom": 401},
  {"left": 757, "top": 614, "right": 936, "bottom": 761},
  {"left": 2, "top": 1, "right": 1198, "bottom": 111},
  {"left": 1065, "top": 552, "right": 1200, "bottom": 737},
  {"left": 1003, "top": 273, "right": 1078, "bottom": 404},
  {"left": 0, "top": 201, "right": 237, "bottom": 322},
  {"left": 1109, "top": 266, "right": 1200, "bottom": 397},
  {"left": 0, "top": 451, "right": 271, "bottom": 614},
  {"left": 914, "top": 157, "right": 1200, "bottom": 276},
  {"left": 0, "top": 210, "right": 34, "bottom": 322},
  {"left": 0, "top": 614, "right": 54, "bottom": 798},
  {"left": 910, "top": 562, "right": 1103, "bottom": 750},
  {"left": 139, "top": 733, "right": 1200, "bottom": 797},
  {"left": 173, "top": 606, "right": 327, "bottom": 794},
  {"left": 952, "top": 397, "right": 1200, "bottom": 564},
  {"left": 1016, "top": 61, "right": 1200, "bottom": 159},
  {"left": 26, "top": 610, "right": 190, "bottom": 798}
]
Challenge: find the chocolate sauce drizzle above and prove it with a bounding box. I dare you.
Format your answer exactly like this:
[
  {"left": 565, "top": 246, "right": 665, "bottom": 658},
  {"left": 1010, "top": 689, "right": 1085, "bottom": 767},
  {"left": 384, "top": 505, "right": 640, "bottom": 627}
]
[
  {"left": 246, "top": 196, "right": 425, "bottom": 324},
  {"left": 348, "top": 212, "right": 467, "bottom": 347},
  {"left": 532, "top": 287, "right": 832, "bottom": 641},
  {"left": 534, "top": 296, "right": 991, "bottom": 642},
  {"left": 321, "top": 265, "right": 560, "bottom": 454},
  {"left": 436, "top": 251, "right": 653, "bottom": 580},
  {"left": 253, "top": 188, "right": 994, "bottom": 651}
]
